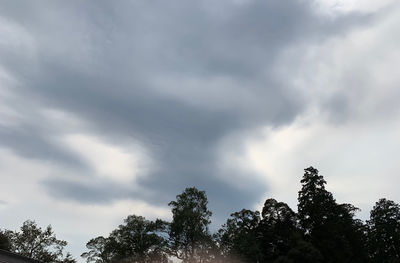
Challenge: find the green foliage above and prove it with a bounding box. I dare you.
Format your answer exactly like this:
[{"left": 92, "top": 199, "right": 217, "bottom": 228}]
[
  {"left": 0, "top": 230, "right": 11, "bottom": 251},
  {"left": 216, "top": 209, "right": 261, "bottom": 262},
  {"left": 168, "top": 187, "right": 213, "bottom": 263},
  {"left": 77, "top": 167, "right": 399, "bottom": 263},
  {"left": 2, "top": 220, "right": 74, "bottom": 263},
  {"left": 367, "top": 198, "right": 400, "bottom": 263},
  {"left": 259, "top": 199, "right": 299, "bottom": 262},
  {"left": 298, "top": 167, "right": 336, "bottom": 234},
  {"left": 297, "top": 167, "right": 368, "bottom": 263},
  {"left": 81, "top": 215, "right": 168, "bottom": 263},
  {"left": 273, "top": 240, "right": 323, "bottom": 263}
]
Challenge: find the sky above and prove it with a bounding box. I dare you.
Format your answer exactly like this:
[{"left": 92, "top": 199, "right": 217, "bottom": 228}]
[{"left": 1, "top": 0, "right": 400, "bottom": 260}]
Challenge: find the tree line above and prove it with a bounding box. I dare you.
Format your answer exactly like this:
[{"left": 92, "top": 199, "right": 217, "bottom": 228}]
[{"left": 1, "top": 167, "right": 400, "bottom": 263}]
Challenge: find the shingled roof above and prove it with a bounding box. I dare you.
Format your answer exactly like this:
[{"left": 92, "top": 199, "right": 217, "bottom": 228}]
[{"left": 0, "top": 250, "right": 43, "bottom": 263}]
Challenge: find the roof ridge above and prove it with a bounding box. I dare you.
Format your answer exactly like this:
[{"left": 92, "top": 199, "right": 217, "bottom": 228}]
[{"left": 0, "top": 250, "right": 44, "bottom": 263}]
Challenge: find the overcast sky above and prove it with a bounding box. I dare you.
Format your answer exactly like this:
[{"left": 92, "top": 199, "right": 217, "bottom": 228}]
[{"left": 1, "top": 0, "right": 400, "bottom": 260}]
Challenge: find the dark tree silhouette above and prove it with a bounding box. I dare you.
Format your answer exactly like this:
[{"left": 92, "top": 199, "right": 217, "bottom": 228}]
[
  {"left": 367, "top": 198, "right": 400, "bottom": 263},
  {"left": 258, "top": 199, "right": 300, "bottom": 262},
  {"left": 274, "top": 240, "right": 323, "bottom": 263},
  {"left": 1, "top": 220, "right": 75, "bottom": 263},
  {"left": 216, "top": 209, "right": 261, "bottom": 262},
  {"left": 82, "top": 215, "right": 168, "bottom": 263},
  {"left": 81, "top": 236, "right": 111, "bottom": 263},
  {"left": 77, "top": 167, "right": 398, "bottom": 263},
  {"left": 0, "top": 231, "right": 10, "bottom": 251},
  {"left": 298, "top": 167, "right": 336, "bottom": 234},
  {"left": 168, "top": 187, "right": 213, "bottom": 263},
  {"left": 297, "top": 167, "right": 368, "bottom": 263}
]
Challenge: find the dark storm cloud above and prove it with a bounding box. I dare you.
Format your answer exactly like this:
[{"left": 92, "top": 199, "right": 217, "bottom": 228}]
[
  {"left": 42, "top": 179, "right": 134, "bottom": 204},
  {"left": 0, "top": 0, "right": 372, "bottom": 221},
  {"left": 0, "top": 124, "right": 87, "bottom": 168}
]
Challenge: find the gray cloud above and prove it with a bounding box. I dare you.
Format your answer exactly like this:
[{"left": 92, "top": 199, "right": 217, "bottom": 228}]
[
  {"left": 0, "top": 124, "right": 87, "bottom": 169},
  {"left": 0, "top": 0, "right": 376, "bottom": 226},
  {"left": 42, "top": 178, "right": 134, "bottom": 204}
]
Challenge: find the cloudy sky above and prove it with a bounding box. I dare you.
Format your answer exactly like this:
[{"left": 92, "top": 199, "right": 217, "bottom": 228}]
[{"left": 1, "top": 0, "right": 400, "bottom": 260}]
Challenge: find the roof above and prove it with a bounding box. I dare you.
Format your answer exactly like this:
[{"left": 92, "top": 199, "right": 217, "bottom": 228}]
[{"left": 0, "top": 250, "right": 43, "bottom": 263}]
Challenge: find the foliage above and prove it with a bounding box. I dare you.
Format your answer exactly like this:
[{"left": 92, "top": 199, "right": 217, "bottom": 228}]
[
  {"left": 168, "top": 187, "right": 213, "bottom": 263},
  {"left": 297, "top": 167, "right": 368, "bottom": 263},
  {"left": 81, "top": 215, "right": 168, "bottom": 263},
  {"left": 367, "top": 198, "right": 400, "bottom": 263},
  {"left": 273, "top": 239, "right": 323, "bottom": 263},
  {"left": 0, "top": 230, "right": 10, "bottom": 251},
  {"left": 297, "top": 167, "right": 336, "bottom": 234},
  {"left": 2, "top": 220, "right": 74, "bottom": 263},
  {"left": 259, "top": 199, "right": 299, "bottom": 262},
  {"left": 76, "top": 167, "right": 400, "bottom": 263},
  {"left": 216, "top": 209, "right": 261, "bottom": 262}
]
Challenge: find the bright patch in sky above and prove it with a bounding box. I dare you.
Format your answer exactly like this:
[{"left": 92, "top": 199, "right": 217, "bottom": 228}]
[
  {"left": 63, "top": 134, "right": 150, "bottom": 184},
  {"left": 315, "top": 0, "right": 395, "bottom": 14}
]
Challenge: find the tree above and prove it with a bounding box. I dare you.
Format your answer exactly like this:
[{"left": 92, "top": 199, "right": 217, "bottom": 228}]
[
  {"left": 216, "top": 209, "right": 261, "bottom": 263},
  {"left": 0, "top": 231, "right": 10, "bottom": 251},
  {"left": 259, "top": 199, "right": 299, "bottom": 262},
  {"left": 297, "top": 167, "right": 336, "bottom": 234},
  {"left": 168, "top": 187, "right": 213, "bottom": 263},
  {"left": 367, "top": 198, "right": 400, "bottom": 263},
  {"left": 297, "top": 167, "right": 368, "bottom": 263},
  {"left": 2, "top": 220, "right": 75, "bottom": 263},
  {"left": 273, "top": 240, "right": 323, "bottom": 263},
  {"left": 82, "top": 215, "right": 168, "bottom": 263}
]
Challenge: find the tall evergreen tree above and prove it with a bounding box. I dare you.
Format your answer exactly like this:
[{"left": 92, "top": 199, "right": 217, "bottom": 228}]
[
  {"left": 297, "top": 167, "right": 368, "bottom": 263},
  {"left": 298, "top": 167, "right": 336, "bottom": 234}
]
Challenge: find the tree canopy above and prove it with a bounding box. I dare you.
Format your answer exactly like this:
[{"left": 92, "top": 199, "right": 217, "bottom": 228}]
[
  {"left": 0, "top": 231, "right": 10, "bottom": 251},
  {"left": 297, "top": 167, "right": 368, "bottom": 263},
  {"left": 216, "top": 209, "right": 261, "bottom": 262},
  {"left": 2, "top": 167, "right": 400, "bottom": 263},
  {"left": 367, "top": 198, "right": 400, "bottom": 263},
  {"left": 77, "top": 168, "right": 400, "bottom": 263},
  {"left": 81, "top": 215, "right": 168, "bottom": 263},
  {"left": 168, "top": 187, "right": 213, "bottom": 263},
  {"left": 1, "top": 220, "right": 75, "bottom": 263}
]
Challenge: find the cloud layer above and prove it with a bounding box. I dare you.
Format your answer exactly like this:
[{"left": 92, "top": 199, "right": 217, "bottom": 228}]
[{"left": 1, "top": 0, "right": 400, "bottom": 260}]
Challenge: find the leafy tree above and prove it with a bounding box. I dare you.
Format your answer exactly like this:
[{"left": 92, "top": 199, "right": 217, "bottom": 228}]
[
  {"left": 259, "top": 199, "right": 299, "bottom": 262},
  {"left": 216, "top": 209, "right": 261, "bottom": 263},
  {"left": 273, "top": 240, "right": 323, "bottom": 263},
  {"left": 0, "top": 231, "right": 10, "bottom": 251},
  {"left": 81, "top": 236, "right": 113, "bottom": 263},
  {"left": 168, "top": 187, "right": 213, "bottom": 263},
  {"left": 367, "top": 198, "right": 400, "bottom": 263},
  {"left": 82, "top": 215, "right": 168, "bottom": 263},
  {"left": 2, "top": 220, "right": 74, "bottom": 263},
  {"left": 333, "top": 203, "right": 369, "bottom": 262}
]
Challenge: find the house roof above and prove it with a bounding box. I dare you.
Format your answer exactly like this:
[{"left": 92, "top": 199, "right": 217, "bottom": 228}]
[{"left": 0, "top": 250, "right": 43, "bottom": 263}]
